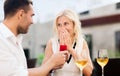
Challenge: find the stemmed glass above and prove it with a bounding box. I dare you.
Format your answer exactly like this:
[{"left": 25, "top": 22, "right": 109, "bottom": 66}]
[
  {"left": 75, "top": 52, "right": 88, "bottom": 76},
  {"left": 97, "top": 49, "right": 109, "bottom": 76}
]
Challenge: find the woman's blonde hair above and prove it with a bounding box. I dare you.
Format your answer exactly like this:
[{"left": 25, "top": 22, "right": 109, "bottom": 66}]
[{"left": 53, "top": 9, "right": 82, "bottom": 41}]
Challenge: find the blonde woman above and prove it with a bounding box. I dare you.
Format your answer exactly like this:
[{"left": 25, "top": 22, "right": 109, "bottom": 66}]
[{"left": 43, "top": 9, "right": 93, "bottom": 76}]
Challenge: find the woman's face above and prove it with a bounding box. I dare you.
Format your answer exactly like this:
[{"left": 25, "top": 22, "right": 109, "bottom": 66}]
[{"left": 56, "top": 16, "right": 74, "bottom": 37}]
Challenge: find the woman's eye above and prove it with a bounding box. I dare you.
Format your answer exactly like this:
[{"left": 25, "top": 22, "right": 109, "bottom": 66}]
[
  {"left": 64, "top": 22, "right": 69, "bottom": 25},
  {"left": 57, "top": 24, "right": 61, "bottom": 26}
]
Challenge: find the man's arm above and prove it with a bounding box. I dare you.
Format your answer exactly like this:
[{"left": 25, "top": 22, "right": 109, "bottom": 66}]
[{"left": 28, "top": 51, "right": 67, "bottom": 76}]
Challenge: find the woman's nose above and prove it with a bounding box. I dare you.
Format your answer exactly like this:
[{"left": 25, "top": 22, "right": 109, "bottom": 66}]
[{"left": 61, "top": 25, "right": 65, "bottom": 29}]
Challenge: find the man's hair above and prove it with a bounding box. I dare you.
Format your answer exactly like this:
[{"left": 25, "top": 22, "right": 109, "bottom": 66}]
[{"left": 4, "top": 0, "right": 33, "bottom": 18}]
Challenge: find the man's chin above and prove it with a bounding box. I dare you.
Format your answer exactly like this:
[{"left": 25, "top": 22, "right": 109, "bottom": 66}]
[{"left": 19, "top": 30, "right": 28, "bottom": 34}]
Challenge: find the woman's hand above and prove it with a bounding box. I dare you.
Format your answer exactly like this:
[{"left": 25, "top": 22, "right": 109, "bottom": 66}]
[
  {"left": 58, "top": 29, "right": 78, "bottom": 61},
  {"left": 58, "top": 29, "right": 72, "bottom": 52}
]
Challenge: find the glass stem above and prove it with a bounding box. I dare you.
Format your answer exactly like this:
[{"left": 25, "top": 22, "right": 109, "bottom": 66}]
[
  {"left": 101, "top": 67, "right": 104, "bottom": 76},
  {"left": 80, "top": 68, "right": 83, "bottom": 76}
]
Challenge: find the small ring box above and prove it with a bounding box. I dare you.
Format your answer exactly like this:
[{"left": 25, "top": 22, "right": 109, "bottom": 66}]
[{"left": 60, "top": 45, "right": 67, "bottom": 51}]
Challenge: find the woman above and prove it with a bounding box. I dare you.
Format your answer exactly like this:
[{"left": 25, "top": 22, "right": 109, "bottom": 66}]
[{"left": 43, "top": 9, "right": 93, "bottom": 76}]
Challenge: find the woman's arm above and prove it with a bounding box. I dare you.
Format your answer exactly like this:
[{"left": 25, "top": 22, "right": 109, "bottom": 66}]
[
  {"left": 67, "top": 47, "right": 78, "bottom": 61},
  {"left": 82, "top": 40, "right": 93, "bottom": 76},
  {"left": 42, "top": 39, "right": 53, "bottom": 64},
  {"left": 42, "top": 39, "right": 54, "bottom": 76}
]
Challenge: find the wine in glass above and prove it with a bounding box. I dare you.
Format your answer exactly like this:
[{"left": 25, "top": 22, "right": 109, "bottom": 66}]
[
  {"left": 75, "top": 53, "right": 88, "bottom": 76},
  {"left": 97, "top": 49, "right": 109, "bottom": 76}
]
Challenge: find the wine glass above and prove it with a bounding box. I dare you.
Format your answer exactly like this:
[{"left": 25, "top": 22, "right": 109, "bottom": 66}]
[
  {"left": 75, "top": 52, "right": 88, "bottom": 76},
  {"left": 97, "top": 49, "right": 109, "bottom": 76}
]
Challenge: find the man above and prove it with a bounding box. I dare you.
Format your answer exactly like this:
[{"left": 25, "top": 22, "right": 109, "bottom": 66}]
[{"left": 0, "top": 0, "right": 67, "bottom": 76}]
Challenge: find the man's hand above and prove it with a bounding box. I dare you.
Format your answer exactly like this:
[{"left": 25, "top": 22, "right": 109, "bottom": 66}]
[{"left": 50, "top": 51, "right": 68, "bottom": 68}]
